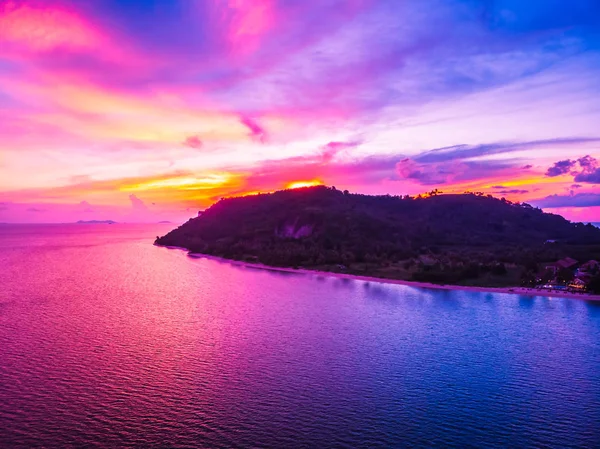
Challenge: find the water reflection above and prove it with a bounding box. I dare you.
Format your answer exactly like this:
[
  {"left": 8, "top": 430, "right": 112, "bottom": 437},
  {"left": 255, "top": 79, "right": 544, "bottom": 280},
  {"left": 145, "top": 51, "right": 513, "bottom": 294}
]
[{"left": 518, "top": 295, "right": 535, "bottom": 308}]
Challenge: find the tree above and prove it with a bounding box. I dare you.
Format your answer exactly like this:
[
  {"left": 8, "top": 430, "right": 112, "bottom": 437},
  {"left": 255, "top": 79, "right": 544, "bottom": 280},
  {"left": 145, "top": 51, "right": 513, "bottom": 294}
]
[
  {"left": 556, "top": 267, "right": 575, "bottom": 283},
  {"left": 540, "top": 269, "right": 555, "bottom": 284},
  {"left": 520, "top": 270, "right": 536, "bottom": 287},
  {"left": 491, "top": 263, "right": 507, "bottom": 276},
  {"left": 587, "top": 274, "right": 600, "bottom": 294}
]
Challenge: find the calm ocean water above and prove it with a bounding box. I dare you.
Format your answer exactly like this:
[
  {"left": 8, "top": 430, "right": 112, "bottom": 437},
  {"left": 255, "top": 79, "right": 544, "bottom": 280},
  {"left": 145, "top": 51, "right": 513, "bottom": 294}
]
[{"left": 1, "top": 224, "right": 599, "bottom": 448}]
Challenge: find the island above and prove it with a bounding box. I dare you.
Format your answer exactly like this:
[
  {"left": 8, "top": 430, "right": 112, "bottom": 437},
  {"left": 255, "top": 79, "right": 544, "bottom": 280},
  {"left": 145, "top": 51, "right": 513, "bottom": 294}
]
[
  {"left": 156, "top": 186, "right": 600, "bottom": 295},
  {"left": 76, "top": 220, "right": 117, "bottom": 224}
]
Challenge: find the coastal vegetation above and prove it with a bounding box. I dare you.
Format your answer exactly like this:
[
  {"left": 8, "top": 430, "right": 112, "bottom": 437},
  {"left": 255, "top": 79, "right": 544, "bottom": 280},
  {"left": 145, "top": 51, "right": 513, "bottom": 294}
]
[{"left": 156, "top": 186, "right": 600, "bottom": 291}]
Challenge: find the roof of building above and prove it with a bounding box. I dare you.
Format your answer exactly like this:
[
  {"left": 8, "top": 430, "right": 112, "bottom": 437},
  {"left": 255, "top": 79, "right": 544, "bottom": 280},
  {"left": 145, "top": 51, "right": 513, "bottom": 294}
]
[
  {"left": 569, "top": 280, "right": 586, "bottom": 287},
  {"left": 556, "top": 257, "right": 578, "bottom": 269},
  {"left": 576, "top": 273, "right": 593, "bottom": 282}
]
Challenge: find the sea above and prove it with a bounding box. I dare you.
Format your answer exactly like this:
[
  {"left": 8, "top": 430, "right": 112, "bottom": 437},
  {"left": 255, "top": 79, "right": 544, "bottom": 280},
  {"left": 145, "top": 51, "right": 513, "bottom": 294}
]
[{"left": 1, "top": 224, "right": 599, "bottom": 448}]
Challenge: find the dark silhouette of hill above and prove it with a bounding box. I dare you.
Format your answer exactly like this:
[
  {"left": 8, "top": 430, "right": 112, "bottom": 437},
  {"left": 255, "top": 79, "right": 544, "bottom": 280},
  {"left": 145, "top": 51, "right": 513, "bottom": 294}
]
[{"left": 156, "top": 186, "right": 600, "bottom": 286}]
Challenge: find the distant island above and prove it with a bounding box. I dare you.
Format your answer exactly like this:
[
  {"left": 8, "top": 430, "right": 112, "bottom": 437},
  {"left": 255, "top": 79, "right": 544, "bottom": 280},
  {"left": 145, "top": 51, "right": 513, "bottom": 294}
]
[
  {"left": 158, "top": 221, "right": 172, "bottom": 224},
  {"left": 156, "top": 186, "right": 600, "bottom": 294},
  {"left": 76, "top": 220, "right": 117, "bottom": 224}
]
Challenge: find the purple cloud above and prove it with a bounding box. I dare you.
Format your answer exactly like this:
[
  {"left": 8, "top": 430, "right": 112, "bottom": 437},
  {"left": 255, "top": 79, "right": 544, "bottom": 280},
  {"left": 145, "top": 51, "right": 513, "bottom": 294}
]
[
  {"left": 573, "top": 155, "right": 600, "bottom": 183},
  {"left": 575, "top": 169, "right": 600, "bottom": 183},
  {"left": 495, "top": 189, "right": 529, "bottom": 195},
  {"left": 387, "top": 138, "right": 595, "bottom": 187},
  {"left": 546, "top": 154, "right": 600, "bottom": 183},
  {"left": 532, "top": 193, "right": 600, "bottom": 208},
  {"left": 578, "top": 155, "right": 597, "bottom": 168},
  {"left": 546, "top": 159, "right": 576, "bottom": 177}
]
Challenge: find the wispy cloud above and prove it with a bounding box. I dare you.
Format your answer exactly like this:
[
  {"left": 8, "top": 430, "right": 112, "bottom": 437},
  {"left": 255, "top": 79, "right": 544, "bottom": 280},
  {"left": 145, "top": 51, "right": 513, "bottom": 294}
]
[
  {"left": 240, "top": 117, "right": 268, "bottom": 143},
  {"left": 531, "top": 193, "right": 600, "bottom": 208},
  {"left": 396, "top": 157, "right": 518, "bottom": 186},
  {"left": 495, "top": 189, "right": 529, "bottom": 195},
  {"left": 321, "top": 140, "right": 362, "bottom": 162},
  {"left": 417, "top": 138, "right": 600, "bottom": 164}
]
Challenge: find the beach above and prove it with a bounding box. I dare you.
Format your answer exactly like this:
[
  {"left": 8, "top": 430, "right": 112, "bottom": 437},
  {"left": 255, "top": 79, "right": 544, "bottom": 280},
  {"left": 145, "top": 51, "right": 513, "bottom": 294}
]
[{"left": 178, "top": 250, "right": 600, "bottom": 301}]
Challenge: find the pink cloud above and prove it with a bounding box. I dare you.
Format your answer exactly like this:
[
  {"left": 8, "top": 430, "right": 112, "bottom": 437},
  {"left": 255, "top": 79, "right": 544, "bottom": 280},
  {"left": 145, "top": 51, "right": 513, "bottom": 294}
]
[
  {"left": 241, "top": 116, "right": 268, "bottom": 143},
  {"left": 321, "top": 141, "right": 362, "bottom": 162},
  {"left": 129, "top": 194, "right": 148, "bottom": 211},
  {"left": 184, "top": 135, "right": 203, "bottom": 149},
  {"left": 0, "top": 1, "right": 103, "bottom": 53},
  {"left": 223, "top": 0, "right": 276, "bottom": 55}
]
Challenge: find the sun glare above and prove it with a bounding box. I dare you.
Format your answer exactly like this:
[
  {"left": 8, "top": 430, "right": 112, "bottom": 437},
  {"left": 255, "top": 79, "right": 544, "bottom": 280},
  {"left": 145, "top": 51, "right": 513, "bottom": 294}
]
[
  {"left": 122, "top": 174, "right": 232, "bottom": 191},
  {"left": 286, "top": 180, "right": 322, "bottom": 190}
]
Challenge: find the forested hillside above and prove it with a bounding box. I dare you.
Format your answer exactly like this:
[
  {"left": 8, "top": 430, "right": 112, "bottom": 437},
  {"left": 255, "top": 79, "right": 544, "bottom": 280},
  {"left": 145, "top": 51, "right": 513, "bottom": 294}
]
[{"left": 156, "top": 186, "right": 600, "bottom": 286}]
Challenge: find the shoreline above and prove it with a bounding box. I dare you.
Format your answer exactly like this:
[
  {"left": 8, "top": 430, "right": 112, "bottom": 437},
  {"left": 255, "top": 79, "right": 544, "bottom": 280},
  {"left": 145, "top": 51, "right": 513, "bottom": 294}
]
[{"left": 159, "top": 245, "right": 600, "bottom": 301}]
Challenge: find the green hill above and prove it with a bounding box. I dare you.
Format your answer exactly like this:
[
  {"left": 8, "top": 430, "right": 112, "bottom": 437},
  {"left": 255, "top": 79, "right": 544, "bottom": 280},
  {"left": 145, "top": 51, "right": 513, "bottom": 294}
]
[{"left": 156, "top": 186, "right": 600, "bottom": 287}]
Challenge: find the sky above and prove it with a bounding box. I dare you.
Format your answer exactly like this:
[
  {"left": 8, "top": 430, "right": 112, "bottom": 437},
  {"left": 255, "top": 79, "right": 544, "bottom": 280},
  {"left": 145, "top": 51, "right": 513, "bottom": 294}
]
[{"left": 1, "top": 0, "right": 599, "bottom": 223}]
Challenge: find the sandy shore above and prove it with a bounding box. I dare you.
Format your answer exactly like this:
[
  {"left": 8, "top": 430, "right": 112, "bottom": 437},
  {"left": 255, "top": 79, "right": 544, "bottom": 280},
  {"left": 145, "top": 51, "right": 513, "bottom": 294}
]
[{"left": 161, "top": 246, "right": 600, "bottom": 301}]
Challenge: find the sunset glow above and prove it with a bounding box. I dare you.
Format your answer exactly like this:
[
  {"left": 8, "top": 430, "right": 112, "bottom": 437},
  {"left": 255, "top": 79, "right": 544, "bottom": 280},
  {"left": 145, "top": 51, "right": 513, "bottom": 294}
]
[
  {"left": 1, "top": 0, "right": 599, "bottom": 223},
  {"left": 122, "top": 174, "right": 234, "bottom": 192},
  {"left": 286, "top": 181, "right": 323, "bottom": 190}
]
